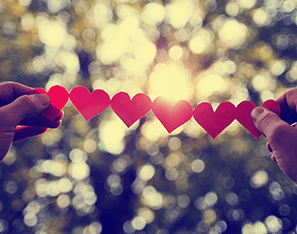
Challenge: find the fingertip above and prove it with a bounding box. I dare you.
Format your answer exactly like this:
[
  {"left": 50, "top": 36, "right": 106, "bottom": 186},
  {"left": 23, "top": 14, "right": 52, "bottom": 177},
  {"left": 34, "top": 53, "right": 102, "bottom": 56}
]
[
  {"left": 266, "top": 142, "right": 273, "bottom": 152},
  {"left": 251, "top": 107, "right": 264, "bottom": 121},
  {"left": 271, "top": 155, "right": 278, "bottom": 164},
  {"left": 54, "top": 111, "right": 64, "bottom": 121}
]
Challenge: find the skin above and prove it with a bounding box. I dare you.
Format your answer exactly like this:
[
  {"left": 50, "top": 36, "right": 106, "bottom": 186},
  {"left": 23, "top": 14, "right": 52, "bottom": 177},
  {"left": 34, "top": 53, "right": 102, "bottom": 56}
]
[
  {"left": 252, "top": 88, "right": 297, "bottom": 183},
  {"left": 0, "top": 82, "right": 62, "bottom": 162}
]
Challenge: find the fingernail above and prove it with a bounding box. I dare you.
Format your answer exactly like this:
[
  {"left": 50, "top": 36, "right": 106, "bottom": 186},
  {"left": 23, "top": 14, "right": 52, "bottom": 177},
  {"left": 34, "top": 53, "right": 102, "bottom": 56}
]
[
  {"left": 271, "top": 155, "right": 278, "bottom": 164},
  {"left": 38, "top": 94, "right": 50, "bottom": 106},
  {"left": 251, "top": 107, "right": 264, "bottom": 121}
]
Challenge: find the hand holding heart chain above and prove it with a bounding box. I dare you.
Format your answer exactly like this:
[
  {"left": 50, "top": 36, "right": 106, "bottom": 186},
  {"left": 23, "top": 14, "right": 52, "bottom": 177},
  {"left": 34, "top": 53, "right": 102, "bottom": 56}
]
[{"left": 29, "top": 85, "right": 281, "bottom": 139}]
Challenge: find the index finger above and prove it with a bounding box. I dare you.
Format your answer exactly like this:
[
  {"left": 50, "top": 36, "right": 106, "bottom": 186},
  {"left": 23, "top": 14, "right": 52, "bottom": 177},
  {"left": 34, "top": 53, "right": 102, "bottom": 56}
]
[
  {"left": 276, "top": 88, "right": 297, "bottom": 124},
  {"left": 0, "top": 82, "right": 33, "bottom": 106}
]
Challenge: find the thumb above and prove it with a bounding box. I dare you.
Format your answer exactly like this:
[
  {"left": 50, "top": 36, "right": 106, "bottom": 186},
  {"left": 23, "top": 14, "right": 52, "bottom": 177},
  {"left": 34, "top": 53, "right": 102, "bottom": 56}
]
[
  {"left": 0, "top": 94, "right": 50, "bottom": 126},
  {"left": 251, "top": 107, "right": 291, "bottom": 140}
]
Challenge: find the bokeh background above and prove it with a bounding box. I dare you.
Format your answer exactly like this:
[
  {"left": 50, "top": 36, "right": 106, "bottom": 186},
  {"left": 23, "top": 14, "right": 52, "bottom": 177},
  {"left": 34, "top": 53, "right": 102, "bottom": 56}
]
[{"left": 1, "top": 0, "right": 297, "bottom": 233}]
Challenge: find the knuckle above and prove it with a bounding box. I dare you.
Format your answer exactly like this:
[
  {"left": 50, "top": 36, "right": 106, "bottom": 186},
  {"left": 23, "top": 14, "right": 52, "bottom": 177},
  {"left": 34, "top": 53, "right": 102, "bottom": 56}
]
[{"left": 19, "top": 95, "right": 35, "bottom": 110}]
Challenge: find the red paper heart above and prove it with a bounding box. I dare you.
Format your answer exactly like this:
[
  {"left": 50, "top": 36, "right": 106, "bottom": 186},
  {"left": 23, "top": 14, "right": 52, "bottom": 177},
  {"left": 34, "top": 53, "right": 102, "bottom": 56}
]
[
  {"left": 111, "top": 92, "right": 152, "bottom": 127},
  {"left": 193, "top": 102, "right": 236, "bottom": 139},
  {"left": 236, "top": 100, "right": 281, "bottom": 139},
  {"left": 236, "top": 101, "right": 262, "bottom": 139},
  {"left": 152, "top": 97, "right": 193, "bottom": 133},
  {"left": 261, "top": 99, "right": 281, "bottom": 115},
  {"left": 69, "top": 86, "right": 110, "bottom": 121},
  {"left": 29, "top": 85, "right": 69, "bottom": 122}
]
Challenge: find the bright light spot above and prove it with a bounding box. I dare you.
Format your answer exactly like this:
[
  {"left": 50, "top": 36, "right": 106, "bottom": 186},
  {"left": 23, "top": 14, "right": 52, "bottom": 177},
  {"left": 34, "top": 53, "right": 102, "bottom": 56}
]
[
  {"left": 83, "top": 139, "right": 97, "bottom": 153},
  {"left": 250, "top": 170, "right": 268, "bottom": 188},
  {"left": 238, "top": 0, "right": 256, "bottom": 9},
  {"left": 21, "top": 13, "right": 34, "bottom": 30},
  {"left": 83, "top": 222, "right": 102, "bottom": 234},
  {"left": 139, "top": 164, "right": 155, "bottom": 181},
  {"left": 191, "top": 159, "right": 205, "bottom": 173},
  {"left": 24, "top": 213, "right": 37, "bottom": 227},
  {"left": 253, "top": 8, "right": 270, "bottom": 26},
  {"left": 19, "top": 0, "right": 32, "bottom": 6},
  {"left": 149, "top": 63, "right": 194, "bottom": 102},
  {"left": 97, "top": 17, "right": 156, "bottom": 67},
  {"left": 57, "top": 194, "right": 71, "bottom": 208},
  {"left": 165, "top": 0, "right": 194, "bottom": 29},
  {"left": 141, "top": 2, "right": 165, "bottom": 25},
  {"left": 242, "top": 224, "right": 254, "bottom": 234},
  {"left": 189, "top": 29, "right": 213, "bottom": 54},
  {"left": 254, "top": 221, "right": 267, "bottom": 234},
  {"left": 142, "top": 186, "right": 163, "bottom": 209},
  {"left": 69, "top": 149, "right": 87, "bottom": 162},
  {"left": 35, "top": 179, "right": 48, "bottom": 197},
  {"left": 219, "top": 19, "right": 248, "bottom": 48},
  {"left": 168, "top": 137, "right": 181, "bottom": 150},
  {"left": 282, "top": 0, "right": 295, "bottom": 13},
  {"left": 226, "top": 2, "right": 239, "bottom": 16},
  {"left": 166, "top": 154, "right": 180, "bottom": 167},
  {"left": 141, "top": 118, "right": 169, "bottom": 142},
  {"left": 58, "top": 178, "right": 73, "bottom": 193},
  {"left": 93, "top": 3, "right": 113, "bottom": 25},
  {"left": 107, "top": 174, "right": 121, "bottom": 187},
  {"left": 260, "top": 90, "right": 274, "bottom": 102},
  {"left": 38, "top": 20, "right": 67, "bottom": 47},
  {"left": 69, "top": 162, "right": 90, "bottom": 180},
  {"left": 203, "top": 209, "right": 217, "bottom": 224},
  {"left": 58, "top": 51, "right": 80, "bottom": 74},
  {"left": 131, "top": 216, "right": 146, "bottom": 230},
  {"left": 205, "top": 192, "right": 218, "bottom": 207},
  {"left": 270, "top": 60, "right": 286, "bottom": 76},
  {"left": 265, "top": 216, "right": 282, "bottom": 233},
  {"left": 165, "top": 168, "right": 179, "bottom": 181},
  {"left": 137, "top": 207, "right": 155, "bottom": 223},
  {"left": 169, "top": 45, "right": 184, "bottom": 60},
  {"left": 196, "top": 73, "right": 228, "bottom": 98},
  {"left": 46, "top": 181, "right": 60, "bottom": 196},
  {"left": 252, "top": 72, "right": 276, "bottom": 91},
  {"left": 99, "top": 117, "right": 127, "bottom": 155},
  {"left": 47, "top": 0, "right": 69, "bottom": 13}
]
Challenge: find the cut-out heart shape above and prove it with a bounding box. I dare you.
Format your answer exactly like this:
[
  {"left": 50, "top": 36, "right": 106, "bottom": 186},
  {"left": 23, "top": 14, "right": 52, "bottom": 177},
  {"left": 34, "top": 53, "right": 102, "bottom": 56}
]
[
  {"left": 193, "top": 102, "right": 237, "bottom": 139},
  {"left": 29, "top": 85, "right": 69, "bottom": 122},
  {"left": 236, "top": 100, "right": 281, "bottom": 139},
  {"left": 70, "top": 86, "right": 110, "bottom": 121},
  {"left": 111, "top": 92, "right": 152, "bottom": 127},
  {"left": 236, "top": 101, "right": 262, "bottom": 139},
  {"left": 261, "top": 99, "right": 281, "bottom": 115},
  {"left": 152, "top": 97, "right": 193, "bottom": 133}
]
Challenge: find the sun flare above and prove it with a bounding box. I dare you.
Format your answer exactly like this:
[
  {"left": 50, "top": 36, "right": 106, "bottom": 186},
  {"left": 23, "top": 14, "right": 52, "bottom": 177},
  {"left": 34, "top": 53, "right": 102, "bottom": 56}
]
[{"left": 148, "top": 62, "right": 194, "bottom": 103}]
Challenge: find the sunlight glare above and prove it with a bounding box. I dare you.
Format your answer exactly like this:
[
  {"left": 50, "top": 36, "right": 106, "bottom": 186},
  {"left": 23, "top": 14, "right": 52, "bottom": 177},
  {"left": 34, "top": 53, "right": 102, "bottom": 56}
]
[
  {"left": 141, "top": 2, "right": 165, "bottom": 25},
  {"left": 38, "top": 20, "right": 67, "bottom": 47},
  {"left": 196, "top": 73, "right": 228, "bottom": 99},
  {"left": 219, "top": 19, "right": 248, "bottom": 48},
  {"left": 149, "top": 63, "right": 194, "bottom": 102},
  {"left": 189, "top": 29, "right": 213, "bottom": 54},
  {"left": 165, "top": 0, "right": 195, "bottom": 29},
  {"left": 99, "top": 116, "right": 128, "bottom": 155},
  {"left": 238, "top": 0, "right": 256, "bottom": 9}
]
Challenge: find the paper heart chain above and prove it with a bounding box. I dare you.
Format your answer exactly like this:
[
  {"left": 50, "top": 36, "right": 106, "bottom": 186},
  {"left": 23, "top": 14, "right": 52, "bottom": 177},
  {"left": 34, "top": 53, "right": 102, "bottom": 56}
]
[{"left": 29, "top": 85, "right": 281, "bottom": 139}]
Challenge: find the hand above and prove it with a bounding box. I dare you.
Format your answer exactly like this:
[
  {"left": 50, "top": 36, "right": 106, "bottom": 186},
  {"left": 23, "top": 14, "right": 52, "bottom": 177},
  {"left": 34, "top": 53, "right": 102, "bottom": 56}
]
[
  {"left": 0, "top": 82, "right": 63, "bottom": 162},
  {"left": 252, "top": 88, "right": 297, "bottom": 183}
]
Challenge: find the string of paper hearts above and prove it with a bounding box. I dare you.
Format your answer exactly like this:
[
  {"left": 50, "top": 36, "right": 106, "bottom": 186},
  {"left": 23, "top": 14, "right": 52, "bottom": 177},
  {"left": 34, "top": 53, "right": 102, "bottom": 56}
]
[{"left": 29, "top": 85, "right": 281, "bottom": 139}]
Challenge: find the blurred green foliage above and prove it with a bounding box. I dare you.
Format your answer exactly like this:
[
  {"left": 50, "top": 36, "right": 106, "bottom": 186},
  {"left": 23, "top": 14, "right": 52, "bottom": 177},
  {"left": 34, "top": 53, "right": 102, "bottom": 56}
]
[{"left": 1, "top": 0, "right": 297, "bottom": 233}]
